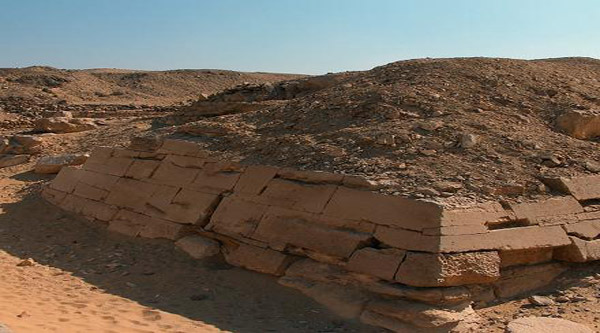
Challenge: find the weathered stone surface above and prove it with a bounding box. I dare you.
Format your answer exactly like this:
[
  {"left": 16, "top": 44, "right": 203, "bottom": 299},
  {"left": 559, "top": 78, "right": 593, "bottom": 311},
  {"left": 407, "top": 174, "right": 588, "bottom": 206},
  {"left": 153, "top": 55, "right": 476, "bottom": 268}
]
[
  {"left": 191, "top": 167, "right": 241, "bottom": 194},
  {"left": 233, "top": 165, "right": 278, "bottom": 195},
  {"left": 34, "top": 154, "right": 88, "bottom": 174},
  {"left": 374, "top": 226, "right": 439, "bottom": 253},
  {"left": 108, "top": 209, "right": 189, "bottom": 240},
  {"left": 554, "top": 237, "right": 600, "bottom": 262},
  {"left": 277, "top": 168, "right": 343, "bottom": 184},
  {"left": 364, "top": 299, "right": 478, "bottom": 329},
  {"left": 49, "top": 167, "right": 82, "bottom": 193},
  {"left": 145, "top": 187, "right": 219, "bottom": 225},
  {"left": 556, "top": 109, "right": 600, "bottom": 140},
  {"left": 164, "top": 154, "right": 205, "bottom": 168},
  {"left": 105, "top": 178, "right": 160, "bottom": 212},
  {"left": 365, "top": 282, "right": 472, "bottom": 306},
  {"left": 205, "top": 196, "right": 268, "bottom": 239},
  {"left": 259, "top": 179, "right": 336, "bottom": 213},
  {"left": 346, "top": 248, "right": 406, "bottom": 281},
  {"left": 125, "top": 159, "right": 161, "bottom": 179},
  {"left": 440, "top": 201, "right": 512, "bottom": 227},
  {"left": 323, "top": 187, "right": 443, "bottom": 231},
  {"left": 83, "top": 150, "right": 133, "bottom": 177},
  {"left": 34, "top": 117, "right": 97, "bottom": 133},
  {"left": 129, "top": 135, "right": 163, "bottom": 152},
  {"left": 7, "top": 135, "right": 43, "bottom": 154},
  {"left": 438, "top": 225, "right": 571, "bottom": 253},
  {"left": 224, "top": 243, "right": 295, "bottom": 276},
  {"left": 73, "top": 181, "right": 110, "bottom": 201},
  {"left": 422, "top": 225, "right": 488, "bottom": 236},
  {"left": 41, "top": 187, "right": 68, "bottom": 206},
  {"left": 279, "top": 277, "right": 369, "bottom": 319},
  {"left": 499, "top": 248, "right": 554, "bottom": 268},
  {"left": 0, "top": 154, "right": 28, "bottom": 168},
  {"left": 509, "top": 196, "right": 583, "bottom": 224},
  {"left": 395, "top": 251, "right": 501, "bottom": 287},
  {"left": 563, "top": 219, "right": 600, "bottom": 239},
  {"left": 150, "top": 159, "right": 200, "bottom": 187},
  {"left": 543, "top": 175, "right": 600, "bottom": 201},
  {"left": 78, "top": 169, "right": 119, "bottom": 191},
  {"left": 59, "top": 194, "right": 118, "bottom": 222},
  {"left": 284, "top": 259, "right": 371, "bottom": 286},
  {"left": 493, "top": 263, "right": 566, "bottom": 298},
  {"left": 506, "top": 316, "right": 593, "bottom": 333},
  {"left": 252, "top": 207, "right": 372, "bottom": 258},
  {"left": 157, "top": 139, "right": 206, "bottom": 157},
  {"left": 175, "top": 235, "right": 220, "bottom": 259}
]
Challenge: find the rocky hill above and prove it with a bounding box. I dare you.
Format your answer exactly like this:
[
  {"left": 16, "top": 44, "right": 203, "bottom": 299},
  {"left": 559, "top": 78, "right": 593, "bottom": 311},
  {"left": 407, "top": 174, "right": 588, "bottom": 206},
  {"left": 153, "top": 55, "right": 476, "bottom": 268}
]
[
  {"left": 0, "top": 66, "right": 303, "bottom": 107},
  {"left": 171, "top": 57, "right": 600, "bottom": 202}
]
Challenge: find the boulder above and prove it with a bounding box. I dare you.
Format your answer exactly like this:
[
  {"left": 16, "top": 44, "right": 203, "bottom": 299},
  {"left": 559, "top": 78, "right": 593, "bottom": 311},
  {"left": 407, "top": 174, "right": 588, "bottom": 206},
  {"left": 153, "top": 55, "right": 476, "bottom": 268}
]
[
  {"left": 556, "top": 109, "right": 600, "bottom": 140},
  {"left": 34, "top": 154, "right": 88, "bottom": 174},
  {"left": 506, "top": 317, "right": 593, "bottom": 333},
  {"left": 34, "top": 116, "right": 98, "bottom": 133},
  {"left": 175, "top": 235, "right": 220, "bottom": 259},
  {"left": 0, "top": 154, "right": 29, "bottom": 168}
]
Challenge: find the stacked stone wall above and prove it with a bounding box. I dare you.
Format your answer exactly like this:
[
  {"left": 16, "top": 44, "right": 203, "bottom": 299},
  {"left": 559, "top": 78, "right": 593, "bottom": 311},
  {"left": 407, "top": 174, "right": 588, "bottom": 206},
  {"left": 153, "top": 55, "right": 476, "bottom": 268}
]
[{"left": 41, "top": 138, "right": 600, "bottom": 332}]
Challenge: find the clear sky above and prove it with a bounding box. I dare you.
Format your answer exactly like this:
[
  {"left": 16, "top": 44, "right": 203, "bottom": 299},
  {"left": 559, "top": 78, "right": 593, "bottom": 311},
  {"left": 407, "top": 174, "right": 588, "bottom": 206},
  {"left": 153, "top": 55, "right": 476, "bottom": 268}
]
[{"left": 1, "top": 0, "right": 599, "bottom": 74}]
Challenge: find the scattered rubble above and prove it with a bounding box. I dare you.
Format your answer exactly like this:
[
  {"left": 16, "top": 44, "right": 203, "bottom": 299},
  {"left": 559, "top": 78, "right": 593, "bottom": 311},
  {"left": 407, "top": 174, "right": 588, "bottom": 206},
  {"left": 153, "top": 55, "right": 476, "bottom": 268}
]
[{"left": 34, "top": 153, "right": 88, "bottom": 174}]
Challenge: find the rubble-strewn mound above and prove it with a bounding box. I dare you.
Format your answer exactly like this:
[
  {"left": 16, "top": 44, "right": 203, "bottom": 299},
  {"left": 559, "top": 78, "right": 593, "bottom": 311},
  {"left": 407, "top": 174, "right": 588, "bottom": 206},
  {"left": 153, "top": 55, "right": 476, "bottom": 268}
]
[
  {"left": 172, "top": 57, "right": 600, "bottom": 201},
  {"left": 0, "top": 66, "right": 304, "bottom": 108}
]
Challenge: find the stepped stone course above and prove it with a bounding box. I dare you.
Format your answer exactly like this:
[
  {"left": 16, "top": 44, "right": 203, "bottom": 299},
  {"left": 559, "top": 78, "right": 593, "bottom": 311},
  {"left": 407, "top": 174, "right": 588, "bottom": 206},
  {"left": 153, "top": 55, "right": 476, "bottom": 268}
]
[{"left": 42, "top": 137, "right": 600, "bottom": 332}]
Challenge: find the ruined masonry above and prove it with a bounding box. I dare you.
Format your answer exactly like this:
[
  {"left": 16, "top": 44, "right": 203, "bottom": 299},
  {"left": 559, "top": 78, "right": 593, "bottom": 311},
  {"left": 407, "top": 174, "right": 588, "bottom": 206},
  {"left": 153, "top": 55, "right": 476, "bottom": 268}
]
[{"left": 42, "top": 138, "right": 600, "bottom": 332}]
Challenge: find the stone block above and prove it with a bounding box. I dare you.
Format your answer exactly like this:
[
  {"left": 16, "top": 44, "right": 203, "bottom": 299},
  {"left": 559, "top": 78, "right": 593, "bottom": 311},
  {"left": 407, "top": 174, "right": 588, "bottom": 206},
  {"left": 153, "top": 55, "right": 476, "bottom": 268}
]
[
  {"left": 546, "top": 175, "right": 600, "bottom": 201},
  {"left": 493, "top": 263, "right": 566, "bottom": 299},
  {"left": 346, "top": 248, "right": 406, "bottom": 281},
  {"left": 341, "top": 175, "right": 381, "bottom": 190},
  {"left": 34, "top": 154, "right": 88, "bottom": 174},
  {"left": 499, "top": 248, "right": 554, "bottom": 268},
  {"left": 233, "top": 165, "right": 279, "bottom": 195},
  {"left": 563, "top": 219, "right": 600, "bottom": 239},
  {"left": 277, "top": 168, "right": 344, "bottom": 184},
  {"left": 105, "top": 178, "right": 160, "bottom": 212},
  {"left": 191, "top": 169, "right": 241, "bottom": 194},
  {"left": 112, "top": 148, "right": 140, "bottom": 158},
  {"left": 146, "top": 187, "right": 220, "bottom": 225},
  {"left": 59, "top": 194, "right": 118, "bottom": 222},
  {"left": 110, "top": 209, "right": 189, "bottom": 240},
  {"left": 364, "top": 282, "right": 472, "bottom": 306},
  {"left": 175, "top": 235, "right": 220, "bottom": 259},
  {"left": 556, "top": 109, "right": 600, "bottom": 140},
  {"left": 422, "top": 225, "right": 488, "bottom": 236},
  {"left": 150, "top": 160, "right": 200, "bottom": 187},
  {"left": 440, "top": 201, "right": 513, "bottom": 227},
  {"left": 554, "top": 237, "right": 600, "bottom": 262},
  {"left": 164, "top": 154, "right": 205, "bottom": 168},
  {"left": 259, "top": 179, "right": 336, "bottom": 213},
  {"left": 205, "top": 196, "right": 269, "bottom": 238},
  {"left": 157, "top": 139, "right": 206, "bottom": 157},
  {"left": 41, "top": 187, "right": 68, "bottom": 206},
  {"left": 224, "top": 243, "right": 295, "bottom": 276},
  {"left": 252, "top": 207, "right": 372, "bottom": 258},
  {"left": 73, "top": 181, "right": 110, "bottom": 201},
  {"left": 395, "top": 251, "right": 501, "bottom": 287},
  {"left": 78, "top": 169, "right": 119, "bottom": 191},
  {"left": 125, "top": 159, "right": 161, "bottom": 179},
  {"left": 49, "top": 167, "right": 82, "bottom": 193},
  {"left": 438, "top": 225, "right": 571, "bottom": 253},
  {"left": 83, "top": 154, "right": 133, "bottom": 177},
  {"left": 323, "top": 187, "right": 443, "bottom": 231},
  {"left": 284, "top": 259, "right": 367, "bottom": 286},
  {"left": 0, "top": 154, "right": 29, "bottom": 168},
  {"left": 509, "top": 196, "right": 583, "bottom": 224},
  {"left": 374, "top": 226, "right": 440, "bottom": 252}
]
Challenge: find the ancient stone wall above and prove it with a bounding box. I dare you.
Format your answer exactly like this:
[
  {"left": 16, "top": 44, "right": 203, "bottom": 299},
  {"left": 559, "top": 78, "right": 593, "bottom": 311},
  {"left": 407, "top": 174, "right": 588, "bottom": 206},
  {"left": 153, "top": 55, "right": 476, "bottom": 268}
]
[{"left": 41, "top": 138, "right": 600, "bottom": 332}]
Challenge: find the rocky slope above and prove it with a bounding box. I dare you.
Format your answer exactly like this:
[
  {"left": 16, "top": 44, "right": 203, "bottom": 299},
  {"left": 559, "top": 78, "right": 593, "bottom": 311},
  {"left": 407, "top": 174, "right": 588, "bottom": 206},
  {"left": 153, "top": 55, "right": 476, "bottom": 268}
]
[{"left": 170, "top": 57, "right": 600, "bottom": 202}]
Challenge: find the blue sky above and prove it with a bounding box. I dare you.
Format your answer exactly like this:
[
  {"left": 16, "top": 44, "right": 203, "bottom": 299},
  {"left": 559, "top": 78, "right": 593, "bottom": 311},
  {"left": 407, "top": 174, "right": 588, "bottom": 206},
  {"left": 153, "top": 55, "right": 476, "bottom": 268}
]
[{"left": 1, "top": 0, "right": 599, "bottom": 74}]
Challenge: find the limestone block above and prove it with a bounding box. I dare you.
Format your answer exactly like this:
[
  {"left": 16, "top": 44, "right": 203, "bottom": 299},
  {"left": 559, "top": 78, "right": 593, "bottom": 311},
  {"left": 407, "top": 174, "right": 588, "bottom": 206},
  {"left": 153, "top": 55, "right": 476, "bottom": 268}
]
[
  {"left": 233, "top": 165, "right": 279, "bottom": 195},
  {"left": 493, "top": 263, "right": 566, "bottom": 299},
  {"left": 224, "top": 243, "right": 295, "bottom": 275},
  {"left": 554, "top": 237, "right": 600, "bottom": 262},
  {"left": 146, "top": 187, "right": 219, "bottom": 225},
  {"left": 252, "top": 207, "right": 372, "bottom": 258},
  {"left": 499, "top": 248, "right": 554, "bottom": 268},
  {"left": 41, "top": 187, "right": 68, "bottom": 206},
  {"left": 175, "top": 235, "right": 220, "bottom": 259},
  {"left": 111, "top": 148, "right": 140, "bottom": 158},
  {"left": 556, "top": 109, "right": 600, "bottom": 140},
  {"left": 346, "top": 248, "right": 406, "bottom": 281},
  {"left": 191, "top": 168, "right": 241, "bottom": 194},
  {"left": 34, "top": 154, "right": 88, "bottom": 174},
  {"left": 49, "top": 167, "right": 83, "bottom": 193},
  {"left": 109, "top": 210, "right": 190, "bottom": 240},
  {"left": 277, "top": 168, "right": 344, "bottom": 184},
  {"left": 422, "top": 225, "right": 488, "bottom": 236},
  {"left": 125, "top": 159, "right": 161, "bottom": 180},
  {"left": 440, "top": 201, "right": 512, "bottom": 227},
  {"left": 150, "top": 160, "right": 200, "bottom": 187},
  {"left": 563, "top": 219, "right": 600, "bottom": 240},
  {"left": 259, "top": 179, "right": 336, "bottom": 213},
  {"left": 509, "top": 196, "right": 583, "bottom": 224},
  {"left": 83, "top": 155, "right": 133, "bottom": 177},
  {"left": 364, "top": 282, "right": 472, "bottom": 306},
  {"left": 59, "top": 194, "right": 118, "bottom": 222},
  {"left": 164, "top": 154, "right": 205, "bottom": 168},
  {"left": 73, "top": 182, "right": 110, "bottom": 201},
  {"left": 284, "top": 259, "right": 369, "bottom": 286},
  {"left": 104, "top": 178, "right": 160, "bottom": 212},
  {"left": 395, "top": 251, "right": 501, "bottom": 287},
  {"left": 157, "top": 139, "right": 207, "bottom": 157},
  {"left": 543, "top": 175, "right": 600, "bottom": 201},
  {"left": 323, "top": 187, "right": 443, "bottom": 231},
  {"left": 78, "top": 169, "right": 119, "bottom": 191},
  {"left": 374, "top": 227, "right": 439, "bottom": 253},
  {"left": 205, "top": 196, "right": 269, "bottom": 239}
]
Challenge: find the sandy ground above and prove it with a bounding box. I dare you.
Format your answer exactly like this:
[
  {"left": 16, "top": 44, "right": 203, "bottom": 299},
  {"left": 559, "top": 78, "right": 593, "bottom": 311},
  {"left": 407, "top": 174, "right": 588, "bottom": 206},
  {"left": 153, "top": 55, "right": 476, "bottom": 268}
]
[{"left": 0, "top": 163, "right": 380, "bottom": 333}]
